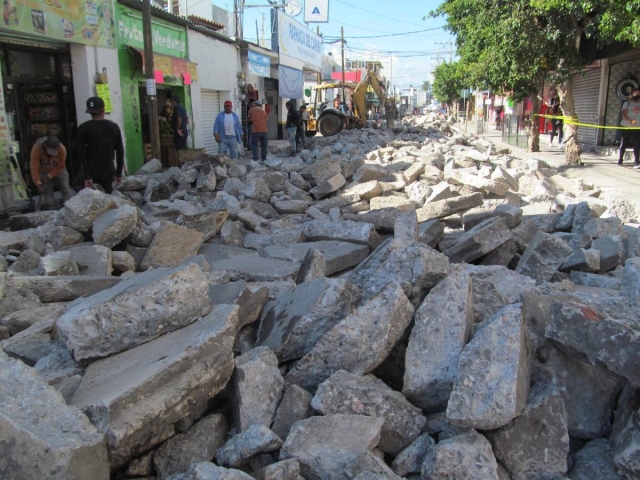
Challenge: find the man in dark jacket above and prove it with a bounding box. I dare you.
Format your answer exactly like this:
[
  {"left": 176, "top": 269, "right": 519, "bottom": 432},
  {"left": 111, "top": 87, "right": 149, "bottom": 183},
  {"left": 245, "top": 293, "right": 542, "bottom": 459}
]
[
  {"left": 285, "top": 101, "right": 301, "bottom": 156},
  {"left": 77, "top": 96, "right": 124, "bottom": 194},
  {"left": 170, "top": 96, "right": 189, "bottom": 151}
]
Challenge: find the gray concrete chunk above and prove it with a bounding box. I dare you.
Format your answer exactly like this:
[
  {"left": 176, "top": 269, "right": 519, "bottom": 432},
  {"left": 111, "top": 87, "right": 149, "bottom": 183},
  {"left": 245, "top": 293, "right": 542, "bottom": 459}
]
[
  {"left": 516, "top": 231, "right": 573, "bottom": 284},
  {"left": 443, "top": 217, "right": 513, "bottom": 264},
  {"left": 8, "top": 275, "right": 121, "bottom": 303},
  {"left": 416, "top": 192, "right": 483, "bottom": 222},
  {"left": 271, "top": 385, "right": 314, "bottom": 440},
  {"left": 71, "top": 304, "right": 238, "bottom": 468},
  {"left": 312, "top": 370, "right": 426, "bottom": 455},
  {"left": 55, "top": 263, "right": 211, "bottom": 361},
  {"left": 211, "top": 256, "right": 300, "bottom": 282},
  {"left": 263, "top": 241, "right": 369, "bottom": 276},
  {"left": 403, "top": 267, "right": 473, "bottom": 411},
  {"left": 92, "top": 205, "right": 138, "bottom": 248},
  {"left": 60, "top": 188, "right": 117, "bottom": 232},
  {"left": 215, "top": 424, "right": 282, "bottom": 468},
  {"left": 140, "top": 223, "right": 205, "bottom": 270},
  {"left": 446, "top": 304, "right": 530, "bottom": 430},
  {"left": 0, "top": 349, "right": 109, "bottom": 480}
]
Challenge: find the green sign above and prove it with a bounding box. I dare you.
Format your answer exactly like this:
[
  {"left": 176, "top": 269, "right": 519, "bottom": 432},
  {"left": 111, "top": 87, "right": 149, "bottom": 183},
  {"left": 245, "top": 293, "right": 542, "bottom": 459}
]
[
  {"left": 0, "top": 0, "right": 115, "bottom": 47},
  {"left": 116, "top": 4, "right": 187, "bottom": 59}
]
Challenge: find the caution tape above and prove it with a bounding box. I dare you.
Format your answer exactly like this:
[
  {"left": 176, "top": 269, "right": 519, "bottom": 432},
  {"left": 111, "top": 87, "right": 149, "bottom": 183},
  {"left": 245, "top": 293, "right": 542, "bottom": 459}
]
[{"left": 535, "top": 113, "right": 640, "bottom": 130}]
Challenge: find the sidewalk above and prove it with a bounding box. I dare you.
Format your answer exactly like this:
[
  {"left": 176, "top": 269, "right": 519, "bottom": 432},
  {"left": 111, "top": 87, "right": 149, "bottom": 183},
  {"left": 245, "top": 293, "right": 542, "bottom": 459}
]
[{"left": 478, "top": 125, "right": 640, "bottom": 219}]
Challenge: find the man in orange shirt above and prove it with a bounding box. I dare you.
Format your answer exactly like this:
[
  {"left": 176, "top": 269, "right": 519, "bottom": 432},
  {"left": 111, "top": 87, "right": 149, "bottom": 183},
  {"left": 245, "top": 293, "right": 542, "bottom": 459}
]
[
  {"left": 30, "top": 135, "right": 74, "bottom": 208},
  {"left": 248, "top": 100, "right": 268, "bottom": 162}
]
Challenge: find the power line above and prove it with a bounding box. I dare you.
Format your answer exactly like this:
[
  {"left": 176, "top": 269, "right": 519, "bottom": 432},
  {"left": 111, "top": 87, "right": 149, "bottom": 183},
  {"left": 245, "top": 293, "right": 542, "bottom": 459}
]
[
  {"left": 335, "top": 0, "right": 432, "bottom": 29},
  {"left": 324, "top": 26, "right": 445, "bottom": 39}
]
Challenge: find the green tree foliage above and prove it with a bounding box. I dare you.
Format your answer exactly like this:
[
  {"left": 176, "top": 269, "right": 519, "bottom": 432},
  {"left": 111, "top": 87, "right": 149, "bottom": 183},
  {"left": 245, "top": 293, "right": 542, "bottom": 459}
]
[
  {"left": 431, "top": 61, "right": 468, "bottom": 104},
  {"left": 422, "top": 80, "right": 431, "bottom": 92}
]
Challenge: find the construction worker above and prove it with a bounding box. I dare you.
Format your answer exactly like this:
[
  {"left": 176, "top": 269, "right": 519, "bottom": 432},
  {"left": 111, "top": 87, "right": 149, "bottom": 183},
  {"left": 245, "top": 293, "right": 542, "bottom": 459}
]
[
  {"left": 386, "top": 101, "right": 397, "bottom": 129},
  {"left": 30, "top": 135, "right": 75, "bottom": 208}
]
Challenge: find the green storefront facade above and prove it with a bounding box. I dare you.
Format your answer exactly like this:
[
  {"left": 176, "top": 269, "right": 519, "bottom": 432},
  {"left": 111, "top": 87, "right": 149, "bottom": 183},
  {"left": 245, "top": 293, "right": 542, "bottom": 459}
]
[{"left": 115, "top": 3, "right": 194, "bottom": 173}]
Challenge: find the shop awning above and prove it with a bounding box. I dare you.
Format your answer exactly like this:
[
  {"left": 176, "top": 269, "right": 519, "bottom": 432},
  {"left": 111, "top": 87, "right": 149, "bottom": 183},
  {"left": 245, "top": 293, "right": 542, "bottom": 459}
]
[
  {"left": 279, "top": 65, "right": 303, "bottom": 99},
  {"left": 126, "top": 46, "right": 198, "bottom": 83}
]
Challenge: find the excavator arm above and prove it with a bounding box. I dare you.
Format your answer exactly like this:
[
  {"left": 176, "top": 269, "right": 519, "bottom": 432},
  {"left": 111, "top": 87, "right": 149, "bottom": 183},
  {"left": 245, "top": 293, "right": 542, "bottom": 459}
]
[{"left": 352, "top": 71, "right": 387, "bottom": 124}]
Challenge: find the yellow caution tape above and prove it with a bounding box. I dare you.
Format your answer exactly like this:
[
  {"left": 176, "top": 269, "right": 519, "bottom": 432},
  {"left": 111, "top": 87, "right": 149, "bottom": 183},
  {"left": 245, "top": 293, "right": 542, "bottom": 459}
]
[{"left": 535, "top": 113, "right": 640, "bottom": 130}]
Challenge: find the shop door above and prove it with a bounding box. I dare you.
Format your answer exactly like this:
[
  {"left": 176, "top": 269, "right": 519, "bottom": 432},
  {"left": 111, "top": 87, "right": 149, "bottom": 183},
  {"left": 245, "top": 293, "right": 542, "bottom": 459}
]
[
  {"left": 201, "top": 90, "right": 220, "bottom": 154},
  {"left": 266, "top": 89, "right": 278, "bottom": 140},
  {"left": 571, "top": 67, "right": 601, "bottom": 149}
]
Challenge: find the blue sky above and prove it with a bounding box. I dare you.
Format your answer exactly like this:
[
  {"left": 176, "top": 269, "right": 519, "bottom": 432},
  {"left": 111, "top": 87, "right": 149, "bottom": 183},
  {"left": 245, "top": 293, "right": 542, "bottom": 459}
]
[{"left": 210, "top": 0, "right": 455, "bottom": 89}]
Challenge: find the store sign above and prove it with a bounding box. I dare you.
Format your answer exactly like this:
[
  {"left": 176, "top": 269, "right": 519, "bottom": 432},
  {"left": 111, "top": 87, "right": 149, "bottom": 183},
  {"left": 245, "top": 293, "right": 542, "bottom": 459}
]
[
  {"left": 304, "top": 0, "right": 329, "bottom": 23},
  {"left": 0, "top": 0, "right": 115, "bottom": 47},
  {"left": 277, "top": 12, "right": 322, "bottom": 68},
  {"left": 116, "top": 5, "right": 187, "bottom": 58},
  {"left": 248, "top": 51, "right": 270, "bottom": 78},
  {"left": 279, "top": 65, "right": 303, "bottom": 99}
]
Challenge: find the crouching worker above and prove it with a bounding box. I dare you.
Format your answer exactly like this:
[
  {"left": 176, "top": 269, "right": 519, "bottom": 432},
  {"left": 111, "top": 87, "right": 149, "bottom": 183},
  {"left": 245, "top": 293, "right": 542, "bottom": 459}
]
[{"left": 30, "top": 135, "right": 74, "bottom": 208}]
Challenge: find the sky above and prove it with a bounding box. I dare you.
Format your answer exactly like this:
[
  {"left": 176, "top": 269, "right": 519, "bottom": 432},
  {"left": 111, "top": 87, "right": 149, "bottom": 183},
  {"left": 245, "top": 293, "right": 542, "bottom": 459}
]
[{"left": 209, "top": 0, "right": 456, "bottom": 90}]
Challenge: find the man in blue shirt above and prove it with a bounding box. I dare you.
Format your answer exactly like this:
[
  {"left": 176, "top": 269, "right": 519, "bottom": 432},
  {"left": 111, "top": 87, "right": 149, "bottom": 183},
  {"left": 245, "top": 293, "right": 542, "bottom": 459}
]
[{"left": 214, "top": 100, "right": 243, "bottom": 159}]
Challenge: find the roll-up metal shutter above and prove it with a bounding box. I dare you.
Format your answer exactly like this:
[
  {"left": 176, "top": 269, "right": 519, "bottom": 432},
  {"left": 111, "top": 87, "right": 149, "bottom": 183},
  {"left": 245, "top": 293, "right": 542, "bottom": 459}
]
[
  {"left": 571, "top": 68, "right": 601, "bottom": 148},
  {"left": 201, "top": 90, "right": 220, "bottom": 155}
]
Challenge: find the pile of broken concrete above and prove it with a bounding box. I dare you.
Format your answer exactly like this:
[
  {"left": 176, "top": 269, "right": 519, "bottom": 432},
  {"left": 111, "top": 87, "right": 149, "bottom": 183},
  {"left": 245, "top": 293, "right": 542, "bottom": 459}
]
[{"left": 1, "top": 118, "right": 639, "bottom": 480}]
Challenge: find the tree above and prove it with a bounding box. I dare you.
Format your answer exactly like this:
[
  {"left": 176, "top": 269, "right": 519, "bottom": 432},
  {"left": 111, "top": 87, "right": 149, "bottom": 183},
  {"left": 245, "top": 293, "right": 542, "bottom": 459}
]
[
  {"left": 432, "top": 61, "right": 468, "bottom": 106},
  {"left": 422, "top": 80, "right": 431, "bottom": 92}
]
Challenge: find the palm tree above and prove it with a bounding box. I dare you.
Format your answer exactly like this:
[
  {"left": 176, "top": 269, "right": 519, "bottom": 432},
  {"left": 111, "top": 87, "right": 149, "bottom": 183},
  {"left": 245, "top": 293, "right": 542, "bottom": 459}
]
[{"left": 422, "top": 80, "right": 431, "bottom": 92}]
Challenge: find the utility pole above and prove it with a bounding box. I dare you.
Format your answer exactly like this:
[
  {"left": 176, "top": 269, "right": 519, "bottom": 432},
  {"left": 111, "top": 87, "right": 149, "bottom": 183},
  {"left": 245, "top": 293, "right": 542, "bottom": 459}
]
[
  {"left": 143, "top": 0, "right": 160, "bottom": 160},
  {"left": 341, "top": 26, "right": 346, "bottom": 110}
]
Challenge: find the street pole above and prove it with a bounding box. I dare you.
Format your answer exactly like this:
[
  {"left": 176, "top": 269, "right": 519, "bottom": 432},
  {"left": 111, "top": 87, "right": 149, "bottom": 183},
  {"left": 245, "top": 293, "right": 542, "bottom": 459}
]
[
  {"left": 143, "top": 0, "right": 160, "bottom": 160},
  {"left": 341, "top": 26, "right": 346, "bottom": 110}
]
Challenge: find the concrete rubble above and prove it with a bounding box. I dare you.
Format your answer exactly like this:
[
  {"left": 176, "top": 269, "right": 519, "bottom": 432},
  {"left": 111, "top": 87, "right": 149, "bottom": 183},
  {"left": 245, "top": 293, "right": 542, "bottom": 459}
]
[{"left": 1, "top": 115, "right": 639, "bottom": 479}]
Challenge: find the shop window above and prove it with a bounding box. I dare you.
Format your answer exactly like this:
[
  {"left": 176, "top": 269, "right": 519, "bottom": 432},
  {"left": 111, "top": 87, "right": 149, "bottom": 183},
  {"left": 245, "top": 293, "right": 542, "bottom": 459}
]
[{"left": 7, "top": 51, "right": 56, "bottom": 79}]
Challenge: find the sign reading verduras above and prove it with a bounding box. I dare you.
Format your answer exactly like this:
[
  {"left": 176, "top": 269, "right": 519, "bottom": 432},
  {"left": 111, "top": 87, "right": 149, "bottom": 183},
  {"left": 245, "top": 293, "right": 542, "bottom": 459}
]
[
  {"left": 277, "top": 11, "right": 322, "bottom": 68},
  {"left": 0, "top": 0, "right": 115, "bottom": 47},
  {"left": 304, "top": 0, "right": 329, "bottom": 23}
]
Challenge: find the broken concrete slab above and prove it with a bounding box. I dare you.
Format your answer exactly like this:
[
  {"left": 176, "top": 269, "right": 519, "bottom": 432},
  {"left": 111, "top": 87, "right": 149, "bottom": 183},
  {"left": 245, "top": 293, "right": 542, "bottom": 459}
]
[
  {"left": 182, "top": 210, "right": 229, "bottom": 241},
  {"left": 516, "top": 231, "right": 573, "bottom": 284},
  {"left": 71, "top": 304, "right": 239, "bottom": 468},
  {"left": 416, "top": 192, "right": 483, "bottom": 222},
  {"left": 207, "top": 280, "right": 269, "bottom": 329},
  {"left": 312, "top": 370, "right": 426, "bottom": 455},
  {"left": 310, "top": 173, "right": 346, "bottom": 200},
  {"left": 154, "top": 413, "right": 229, "bottom": 480},
  {"left": 38, "top": 251, "right": 79, "bottom": 276},
  {"left": 92, "top": 205, "right": 138, "bottom": 248},
  {"left": 443, "top": 217, "right": 513, "bottom": 264},
  {"left": 418, "top": 219, "right": 445, "bottom": 248},
  {"left": 279, "top": 414, "right": 384, "bottom": 480},
  {"left": 263, "top": 241, "right": 369, "bottom": 276},
  {"left": 140, "top": 223, "right": 205, "bottom": 270},
  {"left": 344, "top": 180, "right": 383, "bottom": 201},
  {"left": 302, "top": 220, "right": 383, "bottom": 249},
  {"left": 232, "top": 347, "right": 284, "bottom": 432},
  {"left": 610, "top": 385, "right": 640, "bottom": 479},
  {"left": 390, "top": 433, "right": 435, "bottom": 477},
  {"left": 215, "top": 424, "right": 282, "bottom": 468},
  {"left": 8, "top": 274, "right": 121, "bottom": 302},
  {"left": 251, "top": 459, "right": 300, "bottom": 480},
  {"left": 560, "top": 247, "right": 600, "bottom": 273},
  {"left": 421, "top": 430, "right": 499, "bottom": 480},
  {"left": 569, "top": 438, "right": 624, "bottom": 480},
  {"left": 65, "top": 244, "right": 113, "bottom": 276},
  {"left": 211, "top": 256, "right": 300, "bottom": 282},
  {"left": 301, "top": 158, "right": 342, "bottom": 185},
  {"left": 55, "top": 263, "right": 211, "bottom": 361},
  {"left": 198, "top": 244, "right": 258, "bottom": 264},
  {"left": 545, "top": 297, "right": 640, "bottom": 387},
  {"left": 285, "top": 281, "right": 414, "bottom": 391},
  {"left": 591, "top": 235, "right": 625, "bottom": 272},
  {"left": 9, "top": 210, "right": 56, "bottom": 231},
  {"left": 256, "top": 277, "right": 360, "bottom": 362},
  {"left": 60, "top": 188, "right": 118, "bottom": 232},
  {"left": 0, "top": 349, "right": 109, "bottom": 480},
  {"left": 0, "top": 303, "right": 66, "bottom": 336},
  {"left": 446, "top": 304, "right": 530, "bottom": 430},
  {"left": 343, "top": 207, "right": 413, "bottom": 232},
  {"left": 534, "top": 346, "right": 625, "bottom": 439},
  {"left": 271, "top": 385, "right": 314, "bottom": 441},
  {"left": 168, "top": 462, "right": 254, "bottom": 479},
  {"left": 620, "top": 257, "right": 640, "bottom": 306},
  {"left": 403, "top": 267, "right": 473, "bottom": 411},
  {"left": 487, "top": 382, "right": 569, "bottom": 479}
]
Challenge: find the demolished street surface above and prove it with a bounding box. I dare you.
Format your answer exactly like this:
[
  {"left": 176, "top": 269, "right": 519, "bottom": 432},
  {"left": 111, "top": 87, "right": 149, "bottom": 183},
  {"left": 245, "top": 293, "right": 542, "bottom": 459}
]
[{"left": 1, "top": 113, "right": 639, "bottom": 480}]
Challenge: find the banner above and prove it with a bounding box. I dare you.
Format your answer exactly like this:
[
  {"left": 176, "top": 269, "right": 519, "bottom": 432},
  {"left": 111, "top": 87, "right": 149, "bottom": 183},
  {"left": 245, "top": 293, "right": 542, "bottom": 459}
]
[
  {"left": 277, "top": 11, "right": 322, "bottom": 68},
  {"left": 0, "top": 0, "right": 115, "bottom": 47},
  {"left": 248, "top": 51, "right": 270, "bottom": 78},
  {"left": 279, "top": 65, "right": 303, "bottom": 99},
  {"left": 304, "top": 0, "right": 329, "bottom": 23}
]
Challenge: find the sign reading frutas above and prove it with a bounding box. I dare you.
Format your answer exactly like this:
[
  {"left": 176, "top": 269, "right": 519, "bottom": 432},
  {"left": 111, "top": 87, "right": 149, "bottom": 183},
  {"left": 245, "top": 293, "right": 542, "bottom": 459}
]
[
  {"left": 0, "top": 0, "right": 115, "bottom": 47},
  {"left": 304, "top": 0, "right": 329, "bottom": 23},
  {"left": 116, "top": 5, "right": 187, "bottom": 58},
  {"left": 278, "top": 11, "right": 322, "bottom": 68}
]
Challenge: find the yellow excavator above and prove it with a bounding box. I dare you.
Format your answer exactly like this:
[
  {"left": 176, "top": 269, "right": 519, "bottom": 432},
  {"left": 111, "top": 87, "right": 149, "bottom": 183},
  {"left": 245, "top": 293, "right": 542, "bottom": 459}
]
[{"left": 307, "top": 70, "right": 386, "bottom": 137}]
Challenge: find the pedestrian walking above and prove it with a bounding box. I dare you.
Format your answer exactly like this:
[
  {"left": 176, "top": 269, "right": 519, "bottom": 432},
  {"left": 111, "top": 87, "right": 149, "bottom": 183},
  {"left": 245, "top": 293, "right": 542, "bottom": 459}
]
[
  {"left": 30, "top": 135, "right": 74, "bottom": 208},
  {"left": 285, "top": 101, "right": 301, "bottom": 156},
  {"left": 77, "top": 96, "right": 124, "bottom": 194},
  {"left": 546, "top": 91, "right": 564, "bottom": 147},
  {"left": 214, "top": 100, "right": 244, "bottom": 159},
  {"left": 246, "top": 98, "right": 255, "bottom": 150},
  {"left": 619, "top": 87, "right": 640, "bottom": 168},
  {"left": 248, "top": 100, "right": 268, "bottom": 162},
  {"left": 170, "top": 96, "right": 189, "bottom": 151}
]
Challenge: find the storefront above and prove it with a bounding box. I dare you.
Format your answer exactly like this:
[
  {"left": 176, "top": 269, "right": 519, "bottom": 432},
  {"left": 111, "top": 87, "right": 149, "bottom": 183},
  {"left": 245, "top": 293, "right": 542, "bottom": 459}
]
[
  {"left": 240, "top": 42, "right": 278, "bottom": 141},
  {"left": 115, "top": 3, "right": 196, "bottom": 173},
  {"left": 0, "top": 0, "right": 115, "bottom": 208}
]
